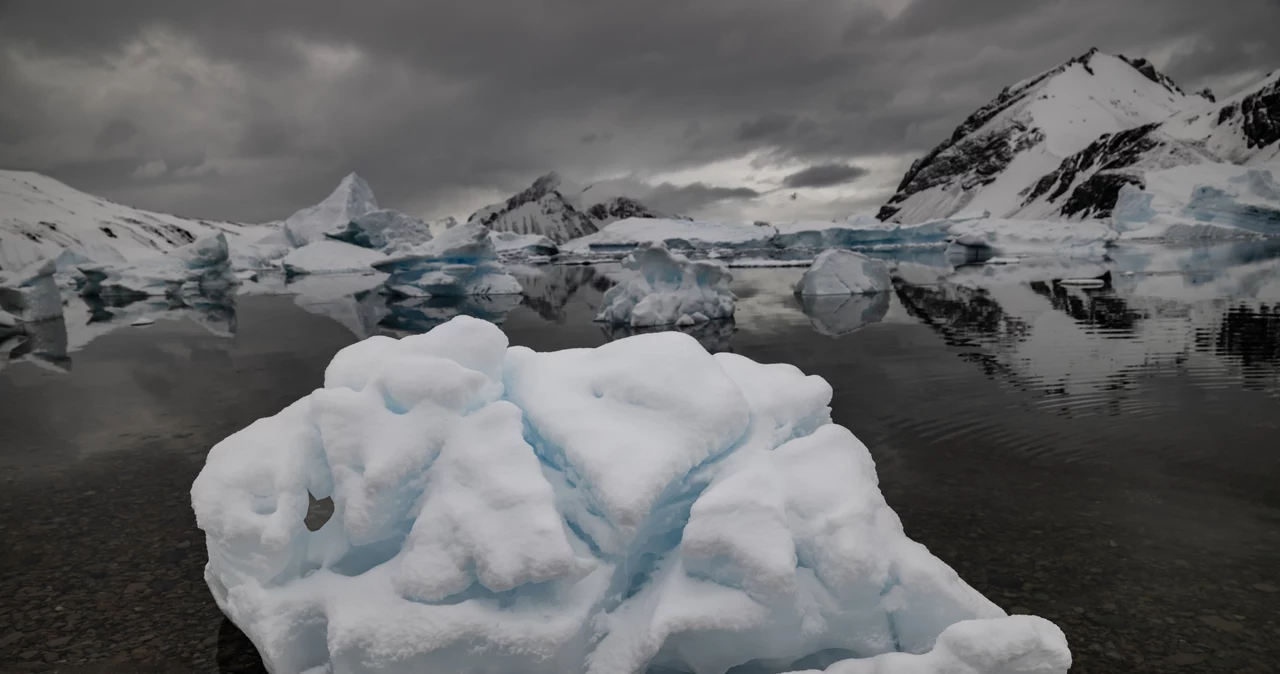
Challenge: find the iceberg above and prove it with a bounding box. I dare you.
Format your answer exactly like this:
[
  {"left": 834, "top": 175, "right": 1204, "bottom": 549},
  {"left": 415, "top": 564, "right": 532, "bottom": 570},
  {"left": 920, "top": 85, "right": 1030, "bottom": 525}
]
[
  {"left": 78, "top": 233, "right": 239, "bottom": 300},
  {"left": 328, "top": 209, "right": 434, "bottom": 253},
  {"left": 282, "top": 240, "right": 387, "bottom": 277},
  {"left": 795, "top": 250, "right": 892, "bottom": 297},
  {"left": 0, "top": 257, "right": 63, "bottom": 322},
  {"left": 595, "top": 242, "right": 736, "bottom": 327},
  {"left": 1113, "top": 163, "right": 1280, "bottom": 239},
  {"left": 284, "top": 173, "right": 379, "bottom": 247},
  {"left": 772, "top": 216, "right": 950, "bottom": 250},
  {"left": 942, "top": 218, "right": 1118, "bottom": 262},
  {"left": 191, "top": 316, "right": 1071, "bottom": 674},
  {"left": 0, "top": 314, "right": 69, "bottom": 373},
  {"left": 371, "top": 223, "right": 522, "bottom": 298}
]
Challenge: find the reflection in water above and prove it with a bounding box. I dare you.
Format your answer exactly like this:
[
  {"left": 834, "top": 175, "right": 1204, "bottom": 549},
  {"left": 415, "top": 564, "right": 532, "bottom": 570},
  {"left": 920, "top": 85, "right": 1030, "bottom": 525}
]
[
  {"left": 797, "top": 292, "right": 890, "bottom": 337},
  {"left": 510, "top": 264, "right": 612, "bottom": 321},
  {"left": 0, "top": 317, "right": 70, "bottom": 373},
  {"left": 600, "top": 319, "right": 736, "bottom": 353},
  {"left": 377, "top": 294, "right": 523, "bottom": 336}
]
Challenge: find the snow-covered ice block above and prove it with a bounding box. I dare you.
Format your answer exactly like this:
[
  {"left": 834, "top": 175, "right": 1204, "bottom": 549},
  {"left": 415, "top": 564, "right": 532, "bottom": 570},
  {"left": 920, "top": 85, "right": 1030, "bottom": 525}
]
[
  {"left": 372, "top": 223, "right": 522, "bottom": 298},
  {"left": 595, "top": 242, "right": 736, "bottom": 327},
  {"left": 192, "top": 316, "right": 1070, "bottom": 674},
  {"left": 328, "top": 208, "right": 434, "bottom": 253},
  {"left": 78, "top": 233, "right": 239, "bottom": 300},
  {"left": 284, "top": 173, "right": 379, "bottom": 247},
  {"left": 0, "top": 257, "right": 63, "bottom": 322},
  {"left": 490, "top": 231, "right": 560, "bottom": 258},
  {"left": 773, "top": 217, "right": 950, "bottom": 249},
  {"left": 795, "top": 250, "right": 892, "bottom": 296},
  {"left": 564, "top": 217, "right": 778, "bottom": 255},
  {"left": 799, "top": 292, "right": 891, "bottom": 337},
  {"left": 942, "top": 217, "right": 1117, "bottom": 260},
  {"left": 281, "top": 240, "right": 387, "bottom": 277},
  {"left": 1113, "top": 163, "right": 1280, "bottom": 239}
]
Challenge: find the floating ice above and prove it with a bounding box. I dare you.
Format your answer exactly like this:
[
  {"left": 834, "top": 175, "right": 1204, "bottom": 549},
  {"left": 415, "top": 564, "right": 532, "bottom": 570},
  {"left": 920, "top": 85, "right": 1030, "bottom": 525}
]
[
  {"left": 943, "top": 217, "right": 1118, "bottom": 261},
  {"left": 0, "top": 308, "right": 18, "bottom": 327},
  {"left": 328, "top": 209, "right": 434, "bottom": 253},
  {"left": 372, "top": 223, "right": 522, "bottom": 298},
  {"left": 284, "top": 173, "right": 379, "bottom": 247},
  {"left": 0, "top": 257, "right": 62, "bottom": 322},
  {"left": 795, "top": 250, "right": 892, "bottom": 297},
  {"left": 282, "top": 240, "right": 387, "bottom": 277},
  {"left": 192, "top": 316, "right": 1071, "bottom": 674},
  {"left": 773, "top": 217, "right": 950, "bottom": 250},
  {"left": 595, "top": 242, "right": 736, "bottom": 327},
  {"left": 78, "top": 233, "right": 239, "bottom": 301}
]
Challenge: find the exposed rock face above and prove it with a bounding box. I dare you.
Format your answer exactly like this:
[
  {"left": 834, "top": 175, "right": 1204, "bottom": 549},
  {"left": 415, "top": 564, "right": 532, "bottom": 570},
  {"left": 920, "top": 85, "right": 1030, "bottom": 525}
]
[{"left": 586, "top": 196, "right": 664, "bottom": 226}]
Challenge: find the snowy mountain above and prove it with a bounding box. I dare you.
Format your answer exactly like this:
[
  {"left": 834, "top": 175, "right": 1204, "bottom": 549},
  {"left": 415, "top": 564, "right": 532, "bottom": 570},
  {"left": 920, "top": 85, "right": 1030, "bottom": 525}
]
[
  {"left": 878, "top": 49, "right": 1207, "bottom": 224},
  {"left": 0, "top": 170, "right": 274, "bottom": 271},
  {"left": 468, "top": 172, "right": 666, "bottom": 244},
  {"left": 1014, "top": 70, "right": 1280, "bottom": 220}
]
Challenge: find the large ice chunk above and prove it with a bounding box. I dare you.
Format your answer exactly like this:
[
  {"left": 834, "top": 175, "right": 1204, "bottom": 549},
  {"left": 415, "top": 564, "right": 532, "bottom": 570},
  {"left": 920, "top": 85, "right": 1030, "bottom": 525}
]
[
  {"left": 595, "top": 242, "right": 736, "bottom": 327},
  {"left": 371, "top": 223, "right": 522, "bottom": 297},
  {"left": 773, "top": 216, "right": 950, "bottom": 249},
  {"left": 795, "top": 250, "right": 891, "bottom": 296},
  {"left": 327, "top": 208, "right": 434, "bottom": 253},
  {"left": 281, "top": 240, "right": 387, "bottom": 277},
  {"left": 78, "top": 233, "right": 239, "bottom": 300},
  {"left": 193, "top": 316, "right": 1070, "bottom": 674},
  {"left": 0, "top": 257, "right": 63, "bottom": 322},
  {"left": 284, "top": 173, "right": 379, "bottom": 247}
]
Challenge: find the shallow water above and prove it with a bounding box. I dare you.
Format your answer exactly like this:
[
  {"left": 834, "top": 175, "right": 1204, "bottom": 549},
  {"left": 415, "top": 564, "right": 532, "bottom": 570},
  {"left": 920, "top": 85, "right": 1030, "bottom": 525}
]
[{"left": 1, "top": 241, "right": 1278, "bottom": 673}]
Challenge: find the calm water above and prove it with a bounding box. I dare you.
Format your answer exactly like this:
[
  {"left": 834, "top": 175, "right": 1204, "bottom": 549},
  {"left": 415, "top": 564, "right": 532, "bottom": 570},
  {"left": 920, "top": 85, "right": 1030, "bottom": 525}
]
[{"left": 1, "top": 242, "right": 1278, "bottom": 673}]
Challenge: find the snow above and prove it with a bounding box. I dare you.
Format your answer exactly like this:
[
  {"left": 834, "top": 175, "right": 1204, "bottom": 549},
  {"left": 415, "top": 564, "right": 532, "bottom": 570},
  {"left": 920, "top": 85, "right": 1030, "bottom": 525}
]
[
  {"left": 78, "top": 233, "right": 239, "bottom": 300},
  {"left": 795, "top": 250, "right": 892, "bottom": 296},
  {"left": 595, "top": 242, "right": 736, "bottom": 327},
  {"left": 281, "top": 240, "right": 387, "bottom": 277},
  {"left": 0, "top": 170, "right": 274, "bottom": 271},
  {"left": 564, "top": 218, "right": 778, "bottom": 255},
  {"left": 468, "top": 172, "right": 599, "bottom": 244},
  {"left": 192, "top": 315, "right": 1071, "bottom": 674},
  {"left": 372, "top": 223, "right": 522, "bottom": 298},
  {"left": 328, "top": 208, "right": 434, "bottom": 253},
  {"left": 1162, "top": 71, "right": 1280, "bottom": 165},
  {"left": 1113, "top": 163, "right": 1280, "bottom": 239},
  {"left": 284, "top": 173, "right": 379, "bottom": 247}
]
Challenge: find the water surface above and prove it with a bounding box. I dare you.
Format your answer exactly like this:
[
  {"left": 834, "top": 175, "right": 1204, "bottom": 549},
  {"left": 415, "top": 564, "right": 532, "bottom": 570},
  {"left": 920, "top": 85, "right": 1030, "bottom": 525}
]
[{"left": 1, "top": 242, "right": 1278, "bottom": 673}]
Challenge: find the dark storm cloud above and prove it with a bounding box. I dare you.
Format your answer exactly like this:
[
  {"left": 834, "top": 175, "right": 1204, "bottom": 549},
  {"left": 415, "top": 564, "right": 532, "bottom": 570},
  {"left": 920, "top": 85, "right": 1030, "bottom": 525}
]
[
  {"left": 1, "top": 0, "right": 1278, "bottom": 222},
  {"left": 782, "top": 163, "right": 871, "bottom": 189}
]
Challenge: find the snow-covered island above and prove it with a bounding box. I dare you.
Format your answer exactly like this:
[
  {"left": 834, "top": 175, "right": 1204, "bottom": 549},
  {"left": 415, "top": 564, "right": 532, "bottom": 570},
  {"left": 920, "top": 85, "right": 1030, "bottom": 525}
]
[{"left": 192, "top": 315, "right": 1072, "bottom": 674}]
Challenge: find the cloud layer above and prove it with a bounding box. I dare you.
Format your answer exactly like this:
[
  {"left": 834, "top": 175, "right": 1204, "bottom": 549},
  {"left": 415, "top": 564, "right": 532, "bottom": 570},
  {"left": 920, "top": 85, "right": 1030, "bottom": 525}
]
[{"left": 1, "top": 0, "right": 1277, "bottom": 223}]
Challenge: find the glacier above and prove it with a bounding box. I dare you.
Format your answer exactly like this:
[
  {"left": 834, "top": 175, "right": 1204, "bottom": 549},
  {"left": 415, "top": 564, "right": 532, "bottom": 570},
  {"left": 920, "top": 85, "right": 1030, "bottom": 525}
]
[
  {"left": 372, "top": 223, "right": 522, "bottom": 298},
  {"left": 564, "top": 218, "right": 778, "bottom": 256},
  {"left": 0, "top": 258, "right": 63, "bottom": 323},
  {"left": 1113, "top": 163, "right": 1280, "bottom": 239},
  {"left": 191, "top": 316, "right": 1071, "bottom": 674},
  {"left": 78, "top": 233, "right": 239, "bottom": 301},
  {"left": 794, "top": 250, "right": 892, "bottom": 297},
  {"left": 596, "top": 242, "right": 736, "bottom": 328}
]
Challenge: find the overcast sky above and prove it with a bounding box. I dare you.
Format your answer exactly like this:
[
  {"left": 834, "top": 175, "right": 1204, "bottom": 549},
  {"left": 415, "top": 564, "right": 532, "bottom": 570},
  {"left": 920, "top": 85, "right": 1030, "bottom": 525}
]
[{"left": 2, "top": 0, "right": 1278, "bottom": 224}]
